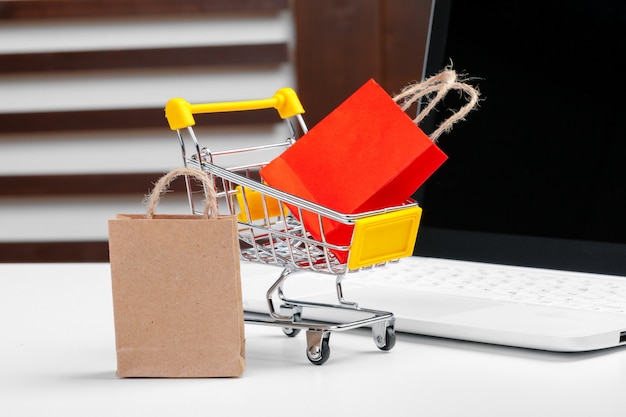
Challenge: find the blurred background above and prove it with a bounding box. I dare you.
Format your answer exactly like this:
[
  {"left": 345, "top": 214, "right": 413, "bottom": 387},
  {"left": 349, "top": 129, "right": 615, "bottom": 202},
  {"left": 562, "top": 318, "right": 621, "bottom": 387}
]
[
  {"left": 3, "top": 0, "right": 623, "bottom": 275},
  {"left": 0, "top": 0, "right": 432, "bottom": 262}
]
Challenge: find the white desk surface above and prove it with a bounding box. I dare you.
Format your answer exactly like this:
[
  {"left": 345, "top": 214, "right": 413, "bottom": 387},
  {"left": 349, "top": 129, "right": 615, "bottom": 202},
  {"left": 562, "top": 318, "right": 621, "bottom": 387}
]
[{"left": 2, "top": 262, "right": 626, "bottom": 417}]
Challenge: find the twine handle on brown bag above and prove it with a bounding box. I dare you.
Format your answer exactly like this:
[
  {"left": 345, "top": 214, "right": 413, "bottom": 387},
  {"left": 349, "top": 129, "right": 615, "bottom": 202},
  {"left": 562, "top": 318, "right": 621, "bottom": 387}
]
[
  {"left": 145, "top": 167, "right": 219, "bottom": 220},
  {"left": 393, "top": 66, "right": 480, "bottom": 142}
]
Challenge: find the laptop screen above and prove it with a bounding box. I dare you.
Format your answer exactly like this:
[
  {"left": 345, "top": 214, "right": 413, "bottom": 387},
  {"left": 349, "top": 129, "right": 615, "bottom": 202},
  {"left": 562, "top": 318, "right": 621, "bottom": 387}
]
[{"left": 413, "top": 0, "right": 626, "bottom": 276}]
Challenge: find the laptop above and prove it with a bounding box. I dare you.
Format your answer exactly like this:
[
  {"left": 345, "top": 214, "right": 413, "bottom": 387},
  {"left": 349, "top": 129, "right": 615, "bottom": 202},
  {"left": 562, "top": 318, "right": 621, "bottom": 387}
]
[{"left": 240, "top": 257, "right": 626, "bottom": 353}]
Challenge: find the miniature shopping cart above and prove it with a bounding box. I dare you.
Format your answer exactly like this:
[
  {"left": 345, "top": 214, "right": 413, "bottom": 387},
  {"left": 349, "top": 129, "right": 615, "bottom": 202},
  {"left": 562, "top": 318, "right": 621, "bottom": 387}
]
[{"left": 164, "top": 88, "right": 422, "bottom": 365}]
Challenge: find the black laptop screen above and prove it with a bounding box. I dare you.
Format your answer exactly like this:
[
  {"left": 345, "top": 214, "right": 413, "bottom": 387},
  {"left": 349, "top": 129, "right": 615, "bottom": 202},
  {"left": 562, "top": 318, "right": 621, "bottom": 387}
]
[{"left": 413, "top": 0, "right": 626, "bottom": 276}]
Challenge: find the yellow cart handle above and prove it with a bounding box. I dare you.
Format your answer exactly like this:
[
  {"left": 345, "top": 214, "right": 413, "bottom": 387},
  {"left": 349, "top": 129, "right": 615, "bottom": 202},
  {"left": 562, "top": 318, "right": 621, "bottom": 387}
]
[{"left": 165, "top": 87, "right": 305, "bottom": 130}]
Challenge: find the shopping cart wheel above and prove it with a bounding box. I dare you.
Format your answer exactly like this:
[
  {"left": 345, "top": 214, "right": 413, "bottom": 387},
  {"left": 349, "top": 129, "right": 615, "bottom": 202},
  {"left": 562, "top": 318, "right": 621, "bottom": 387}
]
[
  {"left": 281, "top": 310, "right": 302, "bottom": 337},
  {"left": 282, "top": 327, "right": 301, "bottom": 337},
  {"left": 305, "top": 330, "right": 331, "bottom": 365},
  {"left": 373, "top": 323, "right": 396, "bottom": 351}
]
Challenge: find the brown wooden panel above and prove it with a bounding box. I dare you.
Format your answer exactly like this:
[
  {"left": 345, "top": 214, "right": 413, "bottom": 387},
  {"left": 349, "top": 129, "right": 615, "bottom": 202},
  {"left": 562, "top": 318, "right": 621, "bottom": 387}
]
[
  {"left": 0, "top": 172, "right": 184, "bottom": 196},
  {"left": 0, "top": 238, "right": 252, "bottom": 262},
  {"left": 0, "top": 0, "right": 288, "bottom": 20},
  {"left": 294, "top": 0, "right": 432, "bottom": 127},
  {"left": 294, "top": 0, "right": 382, "bottom": 127},
  {"left": 380, "top": 0, "right": 431, "bottom": 95},
  {"left": 0, "top": 107, "right": 278, "bottom": 134},
  {"left": 0, "top": 241, "right": 110, "bottom": 263},
  {"left": 0, "top": 43, "right": 287, "bottom": 74},
  {"left": 0, "top": 170, "right": 258, "bottom": 196}
]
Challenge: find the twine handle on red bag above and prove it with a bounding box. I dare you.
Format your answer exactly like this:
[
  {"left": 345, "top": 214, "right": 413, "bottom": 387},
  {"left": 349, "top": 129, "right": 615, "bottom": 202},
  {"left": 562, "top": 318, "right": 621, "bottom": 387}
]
[
  {"left": 145, "top": 167, "right": 219, "bottom": 220},
  {"left": 393, "top": 66, "right": 480, "bottom": 142}
]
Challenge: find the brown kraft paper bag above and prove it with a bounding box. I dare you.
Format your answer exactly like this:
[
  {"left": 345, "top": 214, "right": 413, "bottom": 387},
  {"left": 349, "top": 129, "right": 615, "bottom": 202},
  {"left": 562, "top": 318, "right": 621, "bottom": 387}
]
[{"left": 108, "top": 168, "right": 245, "bottom": 377}]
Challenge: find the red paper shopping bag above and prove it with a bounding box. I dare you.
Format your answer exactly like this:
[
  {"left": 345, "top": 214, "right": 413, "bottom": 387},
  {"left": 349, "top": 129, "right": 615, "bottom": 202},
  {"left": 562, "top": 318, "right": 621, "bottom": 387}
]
[{"left": 260, "top": 79, "right": 447, "bottom": 262}]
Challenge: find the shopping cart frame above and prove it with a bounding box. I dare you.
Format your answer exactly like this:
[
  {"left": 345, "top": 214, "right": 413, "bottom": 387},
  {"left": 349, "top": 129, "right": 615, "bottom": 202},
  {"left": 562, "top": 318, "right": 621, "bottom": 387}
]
[{"left": 165, "top": 89, "right": 422, "bottom": 365}]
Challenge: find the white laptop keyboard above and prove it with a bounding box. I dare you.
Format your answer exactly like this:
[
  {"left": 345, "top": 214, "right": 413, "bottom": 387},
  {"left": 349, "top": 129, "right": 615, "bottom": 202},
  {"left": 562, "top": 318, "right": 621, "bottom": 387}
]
[{"left": 354, "top": 257, "right": 626, "bottom": 314}]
